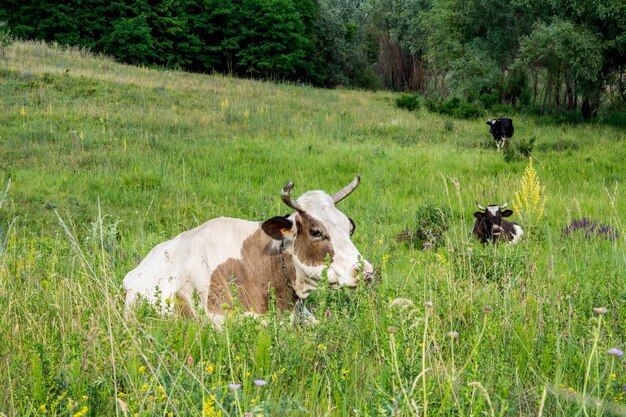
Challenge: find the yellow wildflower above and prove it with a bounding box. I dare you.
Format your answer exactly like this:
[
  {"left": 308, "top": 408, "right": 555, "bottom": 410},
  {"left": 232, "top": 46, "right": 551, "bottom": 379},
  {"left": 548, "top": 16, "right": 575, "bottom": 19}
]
[
  {"left": 205, "top": 363, "right": 215, "bottom": 374},
  {"left": 202, "top": 394, "right": 223, "bottom": 417},
  {"left": 72, "top": 406, "right": 88, "bottom": 417},
  {"left": 40, "top": 404, "right": 47, "bottom": 412},
  {"left": 513, "top": 158, "right": 547, "bottom": 228},
  {"left": 138, "top": 365, "right": 146, "bottom": 374}
]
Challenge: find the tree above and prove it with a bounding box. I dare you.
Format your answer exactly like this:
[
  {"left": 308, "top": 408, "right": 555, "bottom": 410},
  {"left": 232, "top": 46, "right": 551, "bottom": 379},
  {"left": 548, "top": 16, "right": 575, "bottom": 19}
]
[{"left": 515, "top": 20, "right": 602, "bottom": 113}]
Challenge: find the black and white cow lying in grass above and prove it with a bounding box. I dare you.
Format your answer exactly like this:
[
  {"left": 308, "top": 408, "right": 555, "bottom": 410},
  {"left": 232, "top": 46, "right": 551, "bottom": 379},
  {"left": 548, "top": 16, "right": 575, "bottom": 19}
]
[{"left": 472, "top": 202, "right": 523, "bottom": 244}]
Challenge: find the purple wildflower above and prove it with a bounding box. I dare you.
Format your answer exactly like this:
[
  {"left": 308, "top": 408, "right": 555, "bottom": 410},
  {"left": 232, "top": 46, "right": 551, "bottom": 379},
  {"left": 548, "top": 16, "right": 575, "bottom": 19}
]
[
  {"left": 228, "top": 383, "right": 242, "bottom": 390},
  {"left": 254, "top": 379, "right": 268, "bottom": 387},
  {"left": 562, "top": 218, "right": 619, "bottom": 241},
  {"left": 607, "top": 348, "right": 624, "bottom": 357}
]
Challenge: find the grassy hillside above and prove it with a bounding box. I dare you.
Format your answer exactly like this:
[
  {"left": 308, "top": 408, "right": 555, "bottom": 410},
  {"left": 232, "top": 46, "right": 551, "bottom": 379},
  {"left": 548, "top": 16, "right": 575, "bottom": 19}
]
[{"left": 1, "top": 41, "right": 625, "bottom": 416}]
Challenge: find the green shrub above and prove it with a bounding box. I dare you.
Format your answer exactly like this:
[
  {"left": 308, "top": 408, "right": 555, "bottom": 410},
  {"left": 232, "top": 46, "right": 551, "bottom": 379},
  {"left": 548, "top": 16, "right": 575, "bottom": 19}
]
[
  {"left": 503, "top": 136, "right": 535, "bottom": 162},
  {"left": 455, "top": 101, "right": 484, "bottom": 119},
  {"left": 396, "top": 204, "right": 451, "bottom": 250},
  {"left": 477, "top": 92, "right": 500, "bottom": 109},
  {"left": 599, "top": 111, "right": 626, "bottom": 128},
  {"left": 0, "top": 27, "right": 14, "bottom": 60},
  {"left": 425, "top": 96, "right": 484, "bottom": 119},
  {"left": 395, "top": 93, "right": 421, "bottom": 111}
]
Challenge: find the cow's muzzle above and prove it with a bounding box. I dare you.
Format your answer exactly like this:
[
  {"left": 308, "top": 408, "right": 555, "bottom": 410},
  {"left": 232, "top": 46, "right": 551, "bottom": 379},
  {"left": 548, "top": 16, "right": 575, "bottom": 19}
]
[{"left": 351, "top": 263, "right": 375, "bottom": 284}]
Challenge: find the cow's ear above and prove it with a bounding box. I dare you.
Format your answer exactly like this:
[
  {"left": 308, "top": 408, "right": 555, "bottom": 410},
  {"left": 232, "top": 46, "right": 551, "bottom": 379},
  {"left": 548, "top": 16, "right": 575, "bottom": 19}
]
[
  {"left": 261, "top": 216, "right": 294, "bottom": 240},
  {"left": 501, "top": 210, "right": 513, "bottom": 217},
  {"left": 474, "top": 211, "right": 485, "bottom": 219}
]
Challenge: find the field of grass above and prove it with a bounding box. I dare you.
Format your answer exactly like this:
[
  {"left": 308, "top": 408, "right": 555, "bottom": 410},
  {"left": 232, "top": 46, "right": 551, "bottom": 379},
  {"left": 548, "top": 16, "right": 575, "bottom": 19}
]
[{"left": 1, "top": 40, "right": 625, "bottom": 416}]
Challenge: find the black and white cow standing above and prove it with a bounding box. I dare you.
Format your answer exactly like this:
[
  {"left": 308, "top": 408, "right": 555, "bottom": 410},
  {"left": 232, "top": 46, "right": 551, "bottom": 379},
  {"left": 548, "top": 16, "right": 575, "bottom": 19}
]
[
  {"left": 486, "top": 118, "right": 514, "bottom": 150},
  {"left": 472, "top": 202, "right": 523, "bottom": 244}
]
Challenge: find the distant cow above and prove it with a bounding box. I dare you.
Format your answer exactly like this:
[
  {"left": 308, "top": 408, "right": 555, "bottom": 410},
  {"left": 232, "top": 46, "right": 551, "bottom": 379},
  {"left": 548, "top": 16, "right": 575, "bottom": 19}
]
[
  {"left": 123, "top": 176, "right": 374, "bottom": 325},
  {"left": 472, "top": 202, "right": 523, "bottom": 244},
  {"left": 486, "top": 118, "right": 514, "bottom": 150}
]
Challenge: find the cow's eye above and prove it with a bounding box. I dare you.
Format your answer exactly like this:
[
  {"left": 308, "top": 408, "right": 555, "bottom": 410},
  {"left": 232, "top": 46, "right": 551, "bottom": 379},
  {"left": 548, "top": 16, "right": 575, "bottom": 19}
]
[{"left": 310, "top": 229, "right": 323, "bottom": 239}]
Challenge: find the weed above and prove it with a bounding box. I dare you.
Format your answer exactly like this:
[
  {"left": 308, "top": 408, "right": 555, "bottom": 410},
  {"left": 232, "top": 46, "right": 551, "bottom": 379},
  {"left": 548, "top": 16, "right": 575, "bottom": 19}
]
[
  {"left": 512, "top": 157, "right": 547, "bottom": 231},
  {"left": 396, "top": 204, "right": 450, "bottom": 250},
  {"left": 562, "top": 218, "right": 619, "bottom": 241}
]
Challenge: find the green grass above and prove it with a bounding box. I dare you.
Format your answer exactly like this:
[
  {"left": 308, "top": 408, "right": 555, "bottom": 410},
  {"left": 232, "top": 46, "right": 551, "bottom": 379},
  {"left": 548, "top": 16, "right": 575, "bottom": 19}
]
[{"left": 1, "top": 40, "right": 626, "bottom": 416}]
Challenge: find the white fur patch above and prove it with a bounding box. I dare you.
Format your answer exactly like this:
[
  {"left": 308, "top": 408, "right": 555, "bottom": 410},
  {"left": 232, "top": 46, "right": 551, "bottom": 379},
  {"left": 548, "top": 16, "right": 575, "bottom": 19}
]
[{"left": 510, "top": 224, "right": 524, "bottom": 244}]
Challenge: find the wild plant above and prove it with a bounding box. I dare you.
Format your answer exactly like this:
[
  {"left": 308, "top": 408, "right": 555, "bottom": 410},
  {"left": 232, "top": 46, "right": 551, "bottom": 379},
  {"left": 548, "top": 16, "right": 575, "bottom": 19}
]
[
  {"left": 396, "top": 204, "right": 451, "bottom": 250},
  {"left": 512, "top": 157, "right": 547, "bottom": 233},
  {"left": 562, "top": 218, "right": 619, "bottom": 241}
]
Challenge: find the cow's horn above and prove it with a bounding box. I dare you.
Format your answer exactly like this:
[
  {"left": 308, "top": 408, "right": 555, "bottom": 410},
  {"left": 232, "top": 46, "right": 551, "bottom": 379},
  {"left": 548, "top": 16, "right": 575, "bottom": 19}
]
[
  {"left": 476, "top": 200, "right": 486, "bottom": 210},
  {"left": 500, "top": 202, "right": 508, "bottom": 209},
  {"left": 281, "top": 180, "right": 304, "bottom": 212},
  {"left": 331, "top": 175, "right": 360, "bottom": 204}
]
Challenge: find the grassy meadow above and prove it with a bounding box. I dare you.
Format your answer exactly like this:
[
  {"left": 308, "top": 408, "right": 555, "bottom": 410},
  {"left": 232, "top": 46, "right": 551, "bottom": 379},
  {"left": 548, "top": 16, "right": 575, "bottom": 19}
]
[{"left": 1, "top": 41, "right": 626, "bottom": 416}]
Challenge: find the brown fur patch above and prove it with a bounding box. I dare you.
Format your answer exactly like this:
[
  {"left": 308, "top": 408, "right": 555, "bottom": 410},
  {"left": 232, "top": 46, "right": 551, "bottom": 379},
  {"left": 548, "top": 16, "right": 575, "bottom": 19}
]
[
  {"left": 293, "top": 212, "right": 335, "bottom": 266},
  {"left": 208, "top": 228, "right": 297, "bottom": 314},
  {"left": 175, "top": 293, "right": 195, "bottom": 317}
]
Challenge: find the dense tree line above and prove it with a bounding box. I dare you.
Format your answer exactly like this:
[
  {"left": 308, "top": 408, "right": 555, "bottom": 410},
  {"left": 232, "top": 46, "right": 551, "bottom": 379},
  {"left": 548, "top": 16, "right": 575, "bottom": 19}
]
[{"left": 1, "top": 0, "right": 624, "bottom": 117}]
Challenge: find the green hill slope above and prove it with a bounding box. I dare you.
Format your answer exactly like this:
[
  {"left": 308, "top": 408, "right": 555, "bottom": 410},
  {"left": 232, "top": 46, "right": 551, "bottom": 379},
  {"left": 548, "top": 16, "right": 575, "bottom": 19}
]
[{"left": 1, "top": 41, "right": 625, "bottom": 416}]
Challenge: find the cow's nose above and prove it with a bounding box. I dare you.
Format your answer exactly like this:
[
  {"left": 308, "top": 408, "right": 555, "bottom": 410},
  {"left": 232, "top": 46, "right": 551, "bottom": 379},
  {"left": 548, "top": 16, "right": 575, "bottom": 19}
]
[{"left": 352, "top": 263, "right": 375, "bottom": 284}]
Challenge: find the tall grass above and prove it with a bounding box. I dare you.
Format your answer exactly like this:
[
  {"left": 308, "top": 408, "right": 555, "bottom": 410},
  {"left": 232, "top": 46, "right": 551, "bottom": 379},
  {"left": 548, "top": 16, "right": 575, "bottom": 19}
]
[{"left": 1, "top": 41, "right": 625, "bottom": 416}]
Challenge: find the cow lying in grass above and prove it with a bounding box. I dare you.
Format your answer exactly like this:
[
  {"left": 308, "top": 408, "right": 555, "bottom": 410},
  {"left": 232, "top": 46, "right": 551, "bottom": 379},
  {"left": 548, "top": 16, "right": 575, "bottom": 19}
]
[
  {"left": 472, "top": 202, "right": 523, "bottom": 244},
  {"left": 123, "top": 176, "right": 374, "bottom": 324}
]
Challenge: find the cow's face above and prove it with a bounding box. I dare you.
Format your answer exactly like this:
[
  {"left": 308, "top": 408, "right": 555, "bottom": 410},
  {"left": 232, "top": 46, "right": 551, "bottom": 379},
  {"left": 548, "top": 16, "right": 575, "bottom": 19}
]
[
  {"left": 262, "top": 177, "right": 374, "bottom": 298},
  {"left": 487, "top": 119, "right": 499, "bottom": 135},
  {"left": 474, "top": 204, "right": 513, "bottom": 241}
]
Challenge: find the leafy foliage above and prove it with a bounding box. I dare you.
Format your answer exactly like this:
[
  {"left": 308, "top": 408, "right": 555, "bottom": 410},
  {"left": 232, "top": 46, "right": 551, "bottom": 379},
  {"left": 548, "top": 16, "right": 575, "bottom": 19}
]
[
  {"left": 396, "top": 204, "right": 450, "bottom": 250},
  {"left": 395, "top": 93, "right": 421, "bottom": 111},
  {"left": 0, "top": 0, "right": 624, "bottom": 118}
]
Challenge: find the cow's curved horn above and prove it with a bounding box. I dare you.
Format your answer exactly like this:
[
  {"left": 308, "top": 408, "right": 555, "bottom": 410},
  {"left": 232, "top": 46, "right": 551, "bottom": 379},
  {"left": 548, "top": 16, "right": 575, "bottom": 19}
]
[
  {"left": 331, "top": 175, "right": 360, "bottom": 204},
  {"left": 476, "top": 200, "right": 486, "bottom": 210},
  {"left": 281, "top": 181, "right": 304, "bottom": 212},
  {"left": 500, "top": 202, "right": 508, "bottom": 209}
]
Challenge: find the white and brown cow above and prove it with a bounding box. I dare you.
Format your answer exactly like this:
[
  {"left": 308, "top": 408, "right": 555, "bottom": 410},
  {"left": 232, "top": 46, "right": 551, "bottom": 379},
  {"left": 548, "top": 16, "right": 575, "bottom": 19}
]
[
  {"left": 123, "top": 176, "right": 373, "bottom": 323},
  {"left": 472, "top": 202, "right": 524, "bottom": 244}
]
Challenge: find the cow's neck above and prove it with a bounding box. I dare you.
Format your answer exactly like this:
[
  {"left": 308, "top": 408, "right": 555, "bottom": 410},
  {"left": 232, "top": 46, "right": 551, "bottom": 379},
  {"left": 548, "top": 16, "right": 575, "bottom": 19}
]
[{"left": 279, "top": 241, "right": 300, "bottom": 302}]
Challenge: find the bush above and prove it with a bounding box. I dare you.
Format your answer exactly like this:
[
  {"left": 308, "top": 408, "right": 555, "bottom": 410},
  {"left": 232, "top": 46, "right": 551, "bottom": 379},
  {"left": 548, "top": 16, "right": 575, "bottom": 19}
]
[
  {"left": 504, "top": 136, "right": 535, "bottom": 162},
  {"left": 0, "top": 27, "right": 14, "bottom": 60},
  {"left": 455, "top": 102, "right": 484, "bottom": 119},
  {"left": 599, "top": 111, "right": 626, "bottom": 128},
  {"left": 477, "top": 92, "right": 500, "bottom": 109},
  {"left": 425, "top": 96, "right": 485, "bottom": 119},
  {"left": 395, "top": 93, "right": 421, "bottom": 111},
  {"left": 396, "top": 204, "right": 450, "bottom": 250}
]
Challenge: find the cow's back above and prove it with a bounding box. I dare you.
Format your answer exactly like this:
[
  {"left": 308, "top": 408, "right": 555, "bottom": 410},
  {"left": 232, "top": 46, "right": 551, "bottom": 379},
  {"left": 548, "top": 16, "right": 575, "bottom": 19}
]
[{"left": 123, "top": 217, "right": 260, "bottom": 311}]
